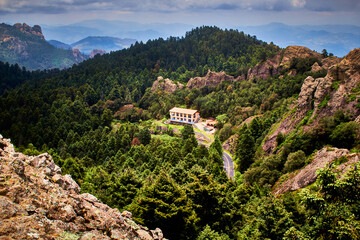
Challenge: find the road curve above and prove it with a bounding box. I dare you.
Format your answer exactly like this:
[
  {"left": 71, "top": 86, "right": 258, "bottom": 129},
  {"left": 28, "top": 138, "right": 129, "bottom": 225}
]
[{"left": 222, "top": 151, "right": 235, "bottom": 179}]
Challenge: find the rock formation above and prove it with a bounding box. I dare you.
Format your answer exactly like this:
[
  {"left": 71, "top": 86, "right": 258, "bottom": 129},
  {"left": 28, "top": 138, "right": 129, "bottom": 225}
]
[
  {"left": 13, "top": 23, "right": 44, "bottom": 39},
  {"left": 273, "top": 147, "right": 359, "bottom": 195},
  {"left": 262, "top": 48, "right": 360, "bottom": 154},
  {"left": 187, "top": 70, "right": 244, "bottom": 89},
  {"left": 0, "top": 135, "right": 165, "bottom": 240},
  {"left": 90, "top": 49, "right": 107, "bottom": 58},
  {"left": 247, "top": 46, "right": 325, "bottom": 80},
  {"left": 151, "top": 76, "right": 184, "bottom": 93},
  {"left": 72, "top": 49, "right": 87, "bottom": 62}
]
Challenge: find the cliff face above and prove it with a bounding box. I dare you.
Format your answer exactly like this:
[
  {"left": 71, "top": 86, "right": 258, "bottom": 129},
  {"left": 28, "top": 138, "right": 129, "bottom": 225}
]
[
  {"left": 187, "top": 70, "right": 244, "bottom": 89},
  {"left": 247, "top": 46, "right": 339, "bottom": 80},
  {"left": 0, "top": 135, "right": 165, "bottom": 240},
  {"left": 263, "top": 48, "right": 360, "bottom": 154}
]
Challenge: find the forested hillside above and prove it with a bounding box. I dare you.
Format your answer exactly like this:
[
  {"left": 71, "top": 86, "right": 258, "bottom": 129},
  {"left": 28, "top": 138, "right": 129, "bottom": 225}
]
[{"left": 0, "top": 26, "right": 359, "bottom": 239}]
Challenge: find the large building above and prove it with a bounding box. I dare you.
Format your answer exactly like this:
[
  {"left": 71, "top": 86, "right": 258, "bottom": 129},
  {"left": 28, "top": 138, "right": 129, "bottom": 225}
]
[{"left": 169, "top": 107, "right": 200, "bottom": 124}]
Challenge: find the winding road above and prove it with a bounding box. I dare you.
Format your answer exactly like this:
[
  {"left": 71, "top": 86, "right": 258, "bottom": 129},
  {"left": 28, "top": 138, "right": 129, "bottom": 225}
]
[
  {"left": 222, "top": 151, "right": 235, "bottom": 179},
  {"left": 193, "top": 123, "right": 235, "bottom": 179}
]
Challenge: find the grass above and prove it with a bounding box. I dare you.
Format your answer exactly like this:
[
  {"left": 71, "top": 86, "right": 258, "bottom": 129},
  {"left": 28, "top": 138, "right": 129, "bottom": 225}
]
[
  {"left": 151, "top": 134, "right": 179, "bottom": 142},
  {"left": 153, "top": 120, "right": 185, "bottom": 131}
]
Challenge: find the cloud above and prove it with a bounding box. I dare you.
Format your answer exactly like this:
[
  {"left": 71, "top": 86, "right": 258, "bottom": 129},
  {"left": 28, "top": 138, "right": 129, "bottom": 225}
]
[{"left": 0, "top": 0, "right": 359, "bottom": 15}]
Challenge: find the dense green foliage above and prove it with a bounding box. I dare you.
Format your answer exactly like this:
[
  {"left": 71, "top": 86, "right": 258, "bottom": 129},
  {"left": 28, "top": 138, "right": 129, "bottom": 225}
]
[{"left": 0, "top": 26, "right": 359, "bottom": 239}]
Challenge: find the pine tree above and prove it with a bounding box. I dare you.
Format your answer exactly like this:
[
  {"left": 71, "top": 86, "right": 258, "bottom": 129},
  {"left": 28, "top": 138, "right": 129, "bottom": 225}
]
[{"left": 236, "top": 124, "right": 255, "bottom": 173}]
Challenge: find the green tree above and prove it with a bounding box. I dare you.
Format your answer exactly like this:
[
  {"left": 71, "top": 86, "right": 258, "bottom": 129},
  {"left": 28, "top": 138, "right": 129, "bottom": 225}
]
[
  {"left": 236, "top": 125, "right": 255, "bottom": 173},
  {"left": 210, "top": 136, "right": 223, "bottom": 156},
  {"left": 182, "top": 125, "right": 195, "bottom": 140},
  {"left": 138, "top": 127, "right": 151, "bottom": 145},
  {"left": 283, "top": 150, "right": 306, "bottom": 173},
  {"left": 130, "top": 171, "right": 198, "bottom": 240}
]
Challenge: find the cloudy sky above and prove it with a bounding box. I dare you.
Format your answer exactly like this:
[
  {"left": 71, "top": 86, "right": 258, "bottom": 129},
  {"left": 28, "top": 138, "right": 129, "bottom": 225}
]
[{"left": 1, "top": 0, "right": 359, "bottom": 26}]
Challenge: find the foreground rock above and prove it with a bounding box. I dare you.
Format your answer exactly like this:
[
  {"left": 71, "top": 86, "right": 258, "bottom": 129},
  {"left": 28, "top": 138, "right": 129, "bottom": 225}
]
[
  {"left": 273, "top": 147, "right": 359, "bottom": 195},
  {"left": 0, "top": 135, "right": 166, "bottom": 240}
]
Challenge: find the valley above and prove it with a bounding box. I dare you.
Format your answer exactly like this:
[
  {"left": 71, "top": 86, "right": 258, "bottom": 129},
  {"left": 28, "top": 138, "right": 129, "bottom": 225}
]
[{"left": 0, "top": 25, "right": 359, "bottom": 240}]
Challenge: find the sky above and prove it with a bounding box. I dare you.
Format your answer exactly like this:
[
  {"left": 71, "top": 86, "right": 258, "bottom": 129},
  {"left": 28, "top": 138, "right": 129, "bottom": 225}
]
[{"left": 1, "top": 0, "right": 360, "bottom": 27}]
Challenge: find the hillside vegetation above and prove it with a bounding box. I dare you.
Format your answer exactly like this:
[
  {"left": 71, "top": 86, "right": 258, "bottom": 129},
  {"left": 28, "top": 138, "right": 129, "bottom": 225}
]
[{"left": 0, "top": 26, "right": 359, "bottom": 239}]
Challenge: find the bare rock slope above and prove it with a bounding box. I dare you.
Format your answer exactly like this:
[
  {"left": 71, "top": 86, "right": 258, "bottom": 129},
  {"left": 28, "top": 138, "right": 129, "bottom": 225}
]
[
  {"left": 263, "top": 48, "right": 360, "bottom": 154},
  {"left": 273, "top": 147, "right": 359, "bottom": 195},
  {"left": 0, "top": 135, "right": 165, "bottom": 240}
]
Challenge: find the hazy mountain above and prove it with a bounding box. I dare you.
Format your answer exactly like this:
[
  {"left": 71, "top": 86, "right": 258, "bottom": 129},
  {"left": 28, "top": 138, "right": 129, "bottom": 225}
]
[
  {"left": 42, "top": 19, "right": 193, "bottom": 43},
  {"left": 71, "top": 36, "right": 136, "bottom": 54},
  {"left": 42, "top": 25, "right": 102, "bottom": 43},
  {"left": 237, "top": 22, "right": 360, "bottom": 57},
  {"left": 48, "top": 40, "right": 72, "bottom": 50},
  {"left": 0, "top": 23, "right": 87, "bottom": 70}
]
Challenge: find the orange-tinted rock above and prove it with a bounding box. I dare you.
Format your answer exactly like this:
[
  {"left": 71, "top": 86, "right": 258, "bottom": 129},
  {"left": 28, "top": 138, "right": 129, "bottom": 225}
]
[
  {"left": 273, "top": 147, "right": 359, "bottom": 195},
  {"left": 187, "top": 70, "right": 243, "bottom": 89},
  {"left": 151, "top": 76, "right": 184, "bottom": 93},
  {"left": 0, "top": 135, "right": 166, "bottom": 240}
]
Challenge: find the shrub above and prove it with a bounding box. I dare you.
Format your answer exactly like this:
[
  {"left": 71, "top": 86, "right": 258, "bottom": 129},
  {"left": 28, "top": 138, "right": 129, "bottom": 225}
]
[
  {"left": 283, "top": 150, "right": 306, "bottom": 173},
  {"left": 330, "top": 121, "right": 360, "bottom": 149}
]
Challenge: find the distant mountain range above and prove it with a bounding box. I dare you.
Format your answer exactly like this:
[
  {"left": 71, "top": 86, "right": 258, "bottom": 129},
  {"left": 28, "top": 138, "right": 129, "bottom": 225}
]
[
  {"left": 70, "top": 36, "right": 136, "bottom": 54},
  {"left": 48, "top": 36, "right": 137, "bottom": 55},
  {"left": 47, "top": 40, "right": 72, "bottom": 50},
  {"left": 43, "top": 20, "right": 360, "bottom": 57},
  {"left": 237, "top": 22, "right": 360, "bottom": 57},
  {"left": 0, "top": 23, "right": 87, "bottom": 70},
  {"left": 42, "top": 20, "right": 193, "bottom": 43}
]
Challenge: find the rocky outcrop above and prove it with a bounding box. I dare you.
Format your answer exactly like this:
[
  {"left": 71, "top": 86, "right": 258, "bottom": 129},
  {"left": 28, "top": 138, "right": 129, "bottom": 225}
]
[
  {"left": 247, "top": 46, "right": 324, "bottom": 80},
  {"left": 273, "top": 147, "right": 359, "bottom": 195},
  {"left": 311, "top": 62, "right": 323, "bottom": 72},
  {"left": 187, "top": 70, "right": 244, "bottom": 89},
  {"left": 151, "top": 76, "right": 184, "bottom": 93},
  {"left": 13, "top": 23, "right": 44, "bottom": 39},
  {"left": 263, "top": 48, "right": 360, "bottom": 154},
  {"left": 321, "top": 56, "right": 341, "bottom": 70},
  {"left": 0, "top": 135, "right": 165, "bottom": 240},
  {"left": 90, "top": 49, "right": 106, "bottom": 58},
  {"left": 72, "top": 48, "right": 87, "bottom": 62},
  {"left": 222, "top": 134, "right": 238, "bottom": 155}
]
